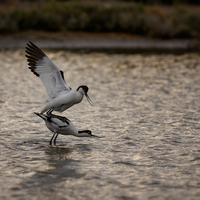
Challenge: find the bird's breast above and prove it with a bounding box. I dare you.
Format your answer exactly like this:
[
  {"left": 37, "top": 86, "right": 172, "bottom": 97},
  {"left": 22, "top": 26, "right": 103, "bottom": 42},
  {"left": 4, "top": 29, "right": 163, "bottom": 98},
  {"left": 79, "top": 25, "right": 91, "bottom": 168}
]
[
  {"left": 42, "top": 90, "right": 84, "bottom": 113},
  {"left": 58, "top": 90, "right": 83, "bottom": 104}
]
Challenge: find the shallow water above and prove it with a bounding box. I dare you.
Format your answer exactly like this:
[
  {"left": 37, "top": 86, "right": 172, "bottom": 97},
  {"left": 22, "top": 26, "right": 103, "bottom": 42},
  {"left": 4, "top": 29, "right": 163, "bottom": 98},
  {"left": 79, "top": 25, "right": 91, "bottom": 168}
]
[{"left": 1, "top": 50, "right": 200, "bottom": 199}]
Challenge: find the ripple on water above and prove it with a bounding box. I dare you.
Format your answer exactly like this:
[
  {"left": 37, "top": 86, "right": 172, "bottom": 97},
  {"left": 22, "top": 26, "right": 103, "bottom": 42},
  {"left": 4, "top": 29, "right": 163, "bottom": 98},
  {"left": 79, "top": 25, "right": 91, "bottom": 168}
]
[{"left": 1, "top": 50, "right": 200, "bottom": 199}]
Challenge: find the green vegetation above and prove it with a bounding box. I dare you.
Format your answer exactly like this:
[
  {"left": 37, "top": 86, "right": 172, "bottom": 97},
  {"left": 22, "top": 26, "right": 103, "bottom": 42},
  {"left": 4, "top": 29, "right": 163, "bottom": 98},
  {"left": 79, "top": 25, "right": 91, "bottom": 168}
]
[{"left": 0, "top": 0, "right": 200, "bottom": 38}]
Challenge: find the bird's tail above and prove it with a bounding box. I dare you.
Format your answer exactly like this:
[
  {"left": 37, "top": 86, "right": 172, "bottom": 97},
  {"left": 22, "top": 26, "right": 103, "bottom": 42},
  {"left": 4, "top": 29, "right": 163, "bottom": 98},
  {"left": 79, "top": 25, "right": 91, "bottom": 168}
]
[{"left": 34, "top": 112, "right": 47, "bottom": 121}]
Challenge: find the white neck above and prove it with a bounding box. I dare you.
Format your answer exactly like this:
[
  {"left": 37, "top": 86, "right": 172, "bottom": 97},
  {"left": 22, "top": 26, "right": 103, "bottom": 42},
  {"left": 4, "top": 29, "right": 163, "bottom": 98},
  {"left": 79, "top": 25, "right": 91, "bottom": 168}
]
[
  {"left": 77, "top": 88, "right": 85, "bottom": 95},
  {"left": 77, "top": 132, "right": 91, "bottom": 137}
]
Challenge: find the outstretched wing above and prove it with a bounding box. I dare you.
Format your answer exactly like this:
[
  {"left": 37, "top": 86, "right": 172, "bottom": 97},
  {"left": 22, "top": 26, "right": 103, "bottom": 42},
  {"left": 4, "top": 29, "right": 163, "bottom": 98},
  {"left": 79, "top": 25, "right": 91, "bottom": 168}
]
[{"left": 25, "top": 41, "right": 71, "bottom": 100}]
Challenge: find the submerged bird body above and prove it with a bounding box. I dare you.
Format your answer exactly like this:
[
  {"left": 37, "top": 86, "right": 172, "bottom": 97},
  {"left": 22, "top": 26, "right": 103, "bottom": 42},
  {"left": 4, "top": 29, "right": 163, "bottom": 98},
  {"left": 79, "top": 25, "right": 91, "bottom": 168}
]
[
  {"left": 34, "top": 112, "right": 94, "bottom": 145},
  {"left": 26, "top": 41, "right": 93, "bottom": 114}
]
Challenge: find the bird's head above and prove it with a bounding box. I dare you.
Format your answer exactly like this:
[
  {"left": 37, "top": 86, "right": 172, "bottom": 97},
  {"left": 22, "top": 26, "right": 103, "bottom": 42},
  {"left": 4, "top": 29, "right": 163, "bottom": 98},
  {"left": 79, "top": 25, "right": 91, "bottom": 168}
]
[
  {"left": 77, "top": 85, "right": 93, "bottom": 105},
  {"left": 78, "top": 130, "right": 102, "bottom": 138},
  {"left": 78, "top": 130, "right": 93, "bottom": 137}
]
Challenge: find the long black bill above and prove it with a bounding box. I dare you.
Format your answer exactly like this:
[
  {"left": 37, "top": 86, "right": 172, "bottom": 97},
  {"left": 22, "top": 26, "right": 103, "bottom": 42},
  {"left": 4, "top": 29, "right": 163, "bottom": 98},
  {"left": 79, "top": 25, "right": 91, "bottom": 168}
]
[
  {"left": 85, "top": 94, "right": 94, "bottom": 106},
  {"left": 91, "top": 135, "right": 103, "bottom": 138}
]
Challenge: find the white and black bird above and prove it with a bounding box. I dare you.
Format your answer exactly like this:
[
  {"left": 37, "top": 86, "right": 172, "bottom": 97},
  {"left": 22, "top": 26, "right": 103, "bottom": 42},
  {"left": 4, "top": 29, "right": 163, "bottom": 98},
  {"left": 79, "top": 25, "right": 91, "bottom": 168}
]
[
  {"left": 34, "top": 112, "right": 97, "bottom": 145},
  {"left": 26, "top": 41, "right": 93, "bottom": 114}
]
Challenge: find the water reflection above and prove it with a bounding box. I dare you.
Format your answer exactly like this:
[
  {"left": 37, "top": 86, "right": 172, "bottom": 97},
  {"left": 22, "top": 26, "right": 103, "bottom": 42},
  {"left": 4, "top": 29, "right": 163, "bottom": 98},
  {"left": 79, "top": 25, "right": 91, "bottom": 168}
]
[
  {"left": 40, "top": 143, "right": 92, "bottom": 178},
  {"left": 37, "top": 147, "right": 84, "bottom": 178},
  {"left": 18, "top": 144, "right": 89, "bottom": 198}
]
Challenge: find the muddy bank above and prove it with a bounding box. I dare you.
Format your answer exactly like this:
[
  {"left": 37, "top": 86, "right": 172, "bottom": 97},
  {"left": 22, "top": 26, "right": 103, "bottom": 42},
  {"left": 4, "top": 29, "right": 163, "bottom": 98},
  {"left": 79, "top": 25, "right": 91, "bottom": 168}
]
[{"left": 0, "top": 32, "right": 199, "bottom": 53}]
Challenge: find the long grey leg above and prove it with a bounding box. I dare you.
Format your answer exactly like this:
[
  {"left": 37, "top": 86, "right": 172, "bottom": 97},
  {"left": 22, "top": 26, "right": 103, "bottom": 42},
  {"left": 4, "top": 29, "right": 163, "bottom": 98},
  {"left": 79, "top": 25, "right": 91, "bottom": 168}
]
[
  {"left": 54, "top": 133, "right": 59, "bottom": 145},
  {"left": 50, "top": 132, "right": 56, "bottom": 145},
  {"left": 47, "top": 109, "right": 53, "bottom": 116}
]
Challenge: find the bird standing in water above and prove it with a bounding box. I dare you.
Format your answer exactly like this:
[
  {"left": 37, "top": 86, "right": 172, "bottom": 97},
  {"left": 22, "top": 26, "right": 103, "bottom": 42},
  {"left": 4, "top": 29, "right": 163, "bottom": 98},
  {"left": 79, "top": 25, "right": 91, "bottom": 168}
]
[{"left": 34, "top": 112, "right": 97, "bottom": 145}]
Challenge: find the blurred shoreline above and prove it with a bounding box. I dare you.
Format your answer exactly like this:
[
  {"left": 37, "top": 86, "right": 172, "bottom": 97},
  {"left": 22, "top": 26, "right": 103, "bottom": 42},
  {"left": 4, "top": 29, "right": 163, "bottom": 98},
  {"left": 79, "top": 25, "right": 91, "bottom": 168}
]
[
  {"left": 1, "top": 1, "right": 200, "bottom": 44},
  {"left": 0, "top": 31, "right": 199, "bottom": 53}
]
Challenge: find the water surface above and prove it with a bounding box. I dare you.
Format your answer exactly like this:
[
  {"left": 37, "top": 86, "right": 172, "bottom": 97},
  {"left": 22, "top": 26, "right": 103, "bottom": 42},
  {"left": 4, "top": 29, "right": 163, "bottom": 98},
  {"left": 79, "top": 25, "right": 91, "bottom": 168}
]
[{"left": 1, "top": 50, "right": 200, "bottom": 199}]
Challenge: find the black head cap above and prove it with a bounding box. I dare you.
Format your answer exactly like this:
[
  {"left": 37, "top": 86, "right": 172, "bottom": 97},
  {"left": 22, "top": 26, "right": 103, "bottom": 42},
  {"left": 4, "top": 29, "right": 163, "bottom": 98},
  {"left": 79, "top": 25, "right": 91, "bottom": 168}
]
[
  {"left": 78, "top": 130, "right": 92, "bottom": 135},
  {"left": 77, "top": 85, "right": 89, "bottom": 93}
]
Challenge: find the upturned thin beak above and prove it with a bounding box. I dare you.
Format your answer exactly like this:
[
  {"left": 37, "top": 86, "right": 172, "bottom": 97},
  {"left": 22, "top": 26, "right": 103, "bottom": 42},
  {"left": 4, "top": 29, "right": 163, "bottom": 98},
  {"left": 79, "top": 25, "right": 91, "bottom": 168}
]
[
  {"left": 85, "top": 93, "right": 94, "bottom": 106},
  {"left": 91, "top": 135, "right": 102, "bottom": 138}
]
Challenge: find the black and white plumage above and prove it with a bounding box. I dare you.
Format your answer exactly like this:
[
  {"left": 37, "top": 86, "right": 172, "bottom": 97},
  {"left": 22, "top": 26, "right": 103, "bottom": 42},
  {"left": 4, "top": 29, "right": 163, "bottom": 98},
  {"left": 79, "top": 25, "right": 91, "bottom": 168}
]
[
  {"left": 34, "top": 112, "right": 96, "bottom": 145},
  {"left": 26, "top": 41, "right": 93, "bottom": 114}
]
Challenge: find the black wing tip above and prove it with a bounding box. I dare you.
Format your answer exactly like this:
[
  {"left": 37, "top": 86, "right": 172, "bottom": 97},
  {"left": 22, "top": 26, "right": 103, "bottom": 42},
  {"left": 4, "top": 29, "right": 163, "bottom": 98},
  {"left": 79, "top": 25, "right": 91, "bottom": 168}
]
[
  {"left": 34, "top": 112, "right": 41, "bottom": 117},
  {"left": 28, "top": 66, "right": 40, "bottom": 77},
  {"left": 33, "top": 71, "right": 40, "bottom": 77},
  {"left": 27, "top": 41, "right": 34, "bottom": 46},
  {"left": 25, "top": 54, "right": 30, "bottom": 58},
  {"left": 27, "top": 41, "right": 37, "bottom": 48},
  {"left": 26, "top": 41, "right": 33, "bottom": 49},
  {"left": 25, "top": 41, "right": 46, "bottom": 56},
  {"left": 34, "top": 112, "right": 48, "bottom": 121},
  {"left": 27, "top": 41, "right": 40, "bottom": 49},
  {"left": 25, "top": 41, "right": 46, "bottom": 77}
]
